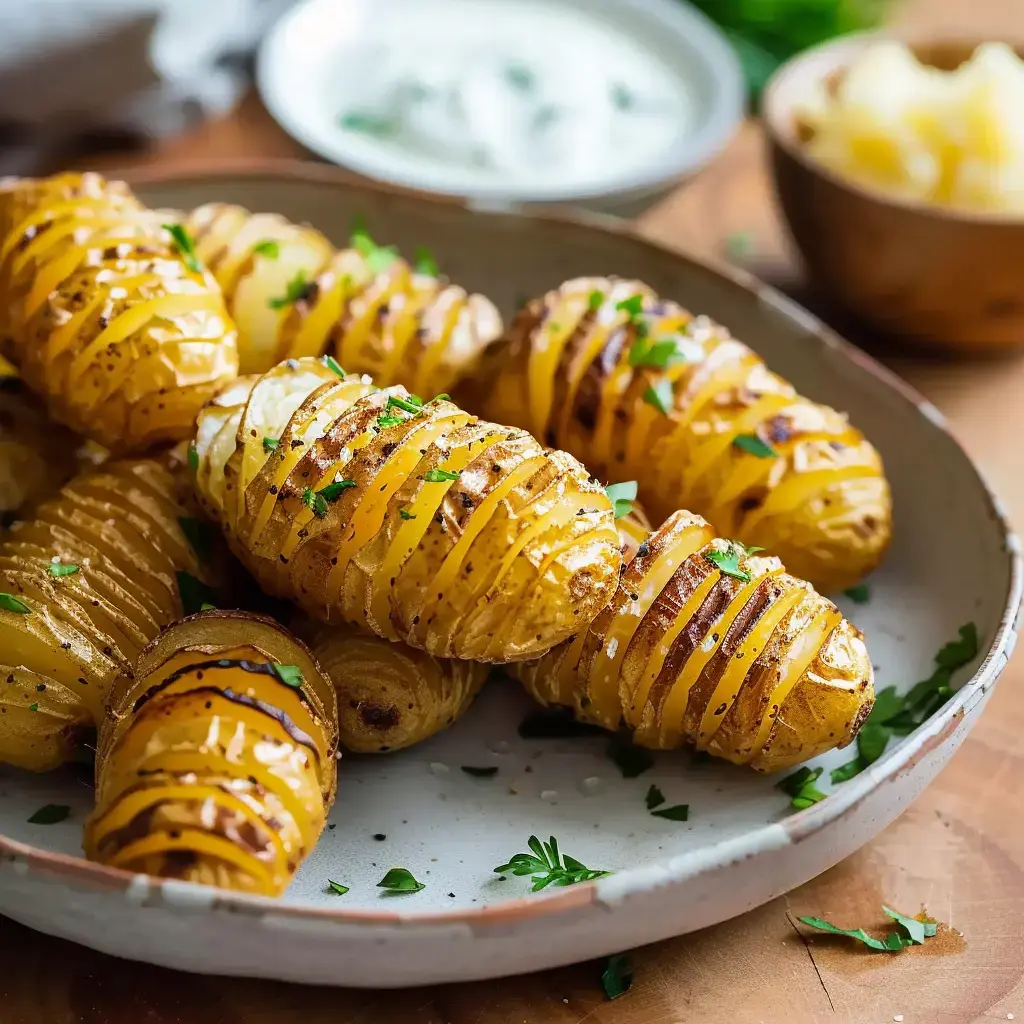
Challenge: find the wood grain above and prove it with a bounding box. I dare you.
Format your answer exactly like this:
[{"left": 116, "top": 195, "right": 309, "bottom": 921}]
[{"left": 3, "top": 0, "right": 1024, "bottom": 1020}]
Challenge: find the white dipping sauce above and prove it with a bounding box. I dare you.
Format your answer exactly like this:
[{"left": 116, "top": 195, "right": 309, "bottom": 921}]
[{"left": 329, "top": 0, "right": 697, "bottom": 192}]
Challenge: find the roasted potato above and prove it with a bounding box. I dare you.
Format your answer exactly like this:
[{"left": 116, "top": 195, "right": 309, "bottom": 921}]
[
  {"left": 192, "top": 355, "right": 622, "bottom": 662},
  {"left": 301, "top": 621, "right": 488, "bottom": 753},
  {"left": 475, "top": 277, "right": 892, "bottom": 592},
  {"left": 0, "top": 379, "right": 82, "bottom": 526},
  {"left": 0, "top": 457, "right": 219, "bottom": 771},
  {"left": 0, "top": 172, "right": 238, "bottom": 452},
  {"left": 86, "top": 611, "right": 337, "bottom": 896},
  {"left": 516, "top": 510, "right": 875, "bottom": 772},
  {"left": 184, "top": 203, "right": 502, "bottom": 389}
]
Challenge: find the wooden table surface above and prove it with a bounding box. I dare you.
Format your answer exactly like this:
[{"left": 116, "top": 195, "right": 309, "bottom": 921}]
[{"left": 4, "top": 2, "right": 1024, "bottom": 1021}]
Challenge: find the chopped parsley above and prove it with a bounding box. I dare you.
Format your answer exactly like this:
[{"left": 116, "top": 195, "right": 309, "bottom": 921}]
[
  {"left": 48, "top": 561, "right": 79, "bottom": 578},
  {"left": 187, "top": 442, "right": 199, "bottom": 474},
  {"left": 831, "top": 622, "right": 980, "bottom": 785},
  {"left": 726, "top": 231, "right": 754, "bottom": 260},
  {"left": 616, "top": 294, "right": 645, "bottom": 319},
  {"left": 28, "top": 702, "right": 38, "bottom": 712},
  {"left": 704, "top": 540, "right": 763, "bottom": 584},
  {"left": 601, "top": 954, "right": 633, "bottom": 1000},
  {"left": 326, "top": 880, "right": 349, "bottom": 896},
  {"left": 399, "top": 507, "right": 417, "bottom": 521},
  {"left": 642, "top": 379, "right": 674, "bottom": 416},
  {"left": 377, "top": 867, "right": 425, "bottom": 894},
  {"left": 645, "top": 784, "right": 665, "bottom": 810},
  {"left": 318, "top": 479, "right": 356, "bottom": 503},
  {"left": 350, "top": 220, "right": 399, "bottom": 274},
  {"left": 303, "top": 488, "right": 328, "bottom": 519},
  {"left": 388, "top": 394, "right": 425, "bottom": 415},
  {"left": 460, "top": 765, "right": 499, "bottom": 778},
  {"left": 268, "top": 269, "right": 312, "bottom": 310},
  {"left": 178, "top": 516, "right": 214, "bottom": 562},
  {"left": 606, "top": 736, "right": 654, "bottom": 778},
  {"left": 28, "top": 804, "right": 70, "bottom": 825},
  {"left": 199, "top": 603, "right": 217, "bottom": 612},
  {"left": 0, "top": 593, "right": 30, "bottom": 614},
  {"left": 271, "top": 664, "right": 304, "bottom": 688},
  {"left": 651, "top": 803, "right": 689, "bottom": 821},
  {"left": 413, "top": 246, "right": 439, "bottom": 276},
  {"left": 629, "top": 335, "right": 698, "bottom": 369},
  {"left": 263, "top": 437, "right": 280, "bottom": 453},
  {"left": 251, "top": 239, "right": 280, "bottom": 259},
  {"left": 732, "top": 433, "right": 777, "bottom": 459},
  {"left": 424, "top": 467, "right": 461, "bottom": 483},
  {"left": 797, "top": 906, "right": 937, "bottom": 952},
  {"left": 322, "top": 354, "right": 345, "bottom": 377},
  {"left": 162, "top": 223, "right": 201, "bottom": 273},
  {"left": 377, "top": 415, "right": 404, "bottom": 429},
  {"left": 844, "top": 584, "right": 871, "bottom": 604},
  {"left": 588, "top": 289, "right": 605, "bottom": 312},
  {"left": 604, "top": 480, "right": 637, "bottom": 519},
  {"left": 176, "top": 571, "right": 218, "bottom": 616},
  {"left": 776, "top": 765, "right": 827, "bottom": 809},
  {"left": 495, "top": 835, "right": 610, "bottom": 891}
]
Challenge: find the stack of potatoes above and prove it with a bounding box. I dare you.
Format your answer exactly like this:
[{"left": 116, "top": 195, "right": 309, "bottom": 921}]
[{"left": 0, "top": 173, "right": 889, "bottom": 896}]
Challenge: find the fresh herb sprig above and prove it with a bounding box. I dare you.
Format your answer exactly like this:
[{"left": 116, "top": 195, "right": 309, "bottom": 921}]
[
  {"left": 777, "top": 765, "right": 827, "bottom": 809},
  {"left": 377, "top": 867, "right": 424, "bottom": 893},
  {"left": 704, "top": 540, "right": 763, "bottom": 584},
  {"left": 495, "top": 835, "right": 611, "bottom": 891},
  {"left": 798, "top": 905, "right": 938, "bottom": 952},
  {"left": 604, "top": 480, "right": 637, "bottom": 519},
  {"left": 163, "top": 223, "right": 201, "bottom": 273}
]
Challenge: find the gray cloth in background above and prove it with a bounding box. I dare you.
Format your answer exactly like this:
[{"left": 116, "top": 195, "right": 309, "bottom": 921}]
[{"left": 0, "top": 0, "right": 296, "bottom": 174}]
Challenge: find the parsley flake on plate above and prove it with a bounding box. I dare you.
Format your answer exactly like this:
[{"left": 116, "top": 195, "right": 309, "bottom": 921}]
[
  {"left": 28, "top": 804, "right": 70, "bottom": 825},
  {"left": 377, "top": 867, "right": 425, "bottom": 893},
  {"left": 495, "top": 835, "right": 610, "bottom": 892}
]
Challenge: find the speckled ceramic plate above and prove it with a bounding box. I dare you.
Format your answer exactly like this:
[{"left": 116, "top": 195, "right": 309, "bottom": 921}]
[{"left": 0, "top": 164, "right": 1018, "bottom": 988}]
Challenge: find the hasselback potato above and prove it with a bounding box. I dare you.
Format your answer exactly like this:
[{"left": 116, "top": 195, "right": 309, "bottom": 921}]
[
  {"left": 476, "top": 276, "right": 892, "bottom": 591},
  {"left": 304, "top": 622, "right": 488, "bottom": 752},
  {"left": 516, "top": 510, "right": 874, "bottom": 772},
  {"left": 193, "top": 355, "right": 622, "bottom": 662},
  {"left": 86, "top": 611, "right": 338, "bottom": 896},
  {"left": 184, "top": 203, "right": 502, "bottom": 390},
  {"left": 0, "top": 457, "right": 218, "bottom": 771},
  {"left": 0, "top": 172, "right": 238, "bottom": 452}
]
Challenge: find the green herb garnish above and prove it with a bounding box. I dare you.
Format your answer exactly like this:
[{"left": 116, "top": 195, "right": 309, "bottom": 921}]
[
  {"left": 725, "top": 231, "right": 754, "bottom": 260},
  {"left": 588, "top": 290, "right": 605, "bottom": 312},
  {"left": 187, "top": 442, "right": 199, "bottom": 474},
  {"left": 604, "top": 480, "right": 637, "bottom": 520},
  {"left": 651, "top": 804, "right": 689, "bottom": 821},
  {"left": 460, "top": 765, "right": 499, "bottom": 778},
  {"left": 642, "top": 379, "right": 674, "bottom": 416},
  {"left": 339, "top": 111, "right": 398, "bottom": 137},
  {"left": 28, "top": 804, "right": 70, "bottom": 825},
  {"left": 251, "top": 239, "right": 280, "bottom": 259},
  {"left": 318, "top": 480, "right": 356, "bottom": 503},
  {"left": 28, "top": 702, "right": 38, "bottom": 712},
  {"left": 262, "top": 436, "right": 279, "bottom": 453},
  {"left": 777, "top": 765, "right": 827, "bottom": 809},
  {"left": 178, "top": 516, "right": 214, "bottom": 562},
  {"left": 495, "top": 835, "right": 611, "bottom": 892},
  {"left": 271, "top": 664, "right": 304, "bottom": 689},
  {"left": 616, "top": 294, "right": 645, "bottom": 319},
  {"left": 327, "top": 880, "right": 349, "bottom": 896},
  {"left": 797, "top": 905, "right": 938, "bottom": 953},
  {"left": 163, "top": 223, "right": 201, "bottom": 273},
  {"left": 645, "top": 784, "right": 665, "bottom": 810},
  {"left": 350, "top": 220, "right": 399, "bottom": 273},
  {"left": 601, "top": 954, "right": 633, "bottom": 1000},
  {"left": 268, "top": 269, "right": 311, "bottom": 310},
  {"left": 607, "top": 736, "right": 654, "bottom": 778},
  {"left": 629, "top": 335, "right": 697, "bottom": 370},
  {"left": 48, "top": 562, "right": 79, "bottom": 578},
  {"left": 176, "top": 571, "right": 218, "bottom": 616},
  {"left": 424, "top": 467, "right": 461, "bottom": 483},
  {"left": 303, "top": 488, "right": 329, "bottom": 519},
  {"left": 0, "top": 593, "right": 30, "bottom": 614},
  {"left": 377, "top": 415, "right": 404, "bottom": 429},
  {"left": 322, "top": 354, "right": 345, "bottom": 377},
  {"left": 200, "top": 603, "right": 217, "bottom": 612},
  {"left": 732, "top": 433, "right": 777, "bottom": 459},
  {"left": 388, "top": 394, "right": 425, "bottom": 415},
  {"left": 844, "top": 583, "right": 871, "bottom": 604},
  {"left": 399, "top": 507, "right": 417, "bottom": 521},
  {"left": 377, "top": 867, "right": 425, "bottom": 894},
  {"left": 703, "top": 540, "right": 762, "bottom": 584},
  {"left": 413, "top": 246, "right": 439, "bottom": 276}
]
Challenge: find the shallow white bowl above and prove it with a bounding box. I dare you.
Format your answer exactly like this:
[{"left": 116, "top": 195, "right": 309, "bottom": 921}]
[
  {"left": 256, "top": 0, "right": 746, "bottom": 215},
  {"left": 0, "top": 164, "right": 1018, "bottom": 988}
]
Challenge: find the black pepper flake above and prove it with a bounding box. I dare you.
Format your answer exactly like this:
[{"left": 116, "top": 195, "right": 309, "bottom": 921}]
[
  {"left": 636, "top": 541, "right": 650, "bottom": 558},
  {"left": 459, "top": 492, "right": 474, "bottom": 509},
  {"left": 372, "top": 833, "right": 386, "bottom": 841},
  {"left": 290, "top": 439, "right": 304, "bottom": 450}
]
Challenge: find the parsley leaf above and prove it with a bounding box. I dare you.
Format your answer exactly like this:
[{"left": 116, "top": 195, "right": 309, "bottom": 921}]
[
  {"left": 377, "top": 415, "right": 404, "bottom": 429},
  {"left": 616, "top": 294, "right": 645, "bottom": 319},
  {"left": 187, "top": 442, "right": 199, "bottom": 474},
  {"left": 262, "top": 436, "right": 279, "bottom": 453},
  {"left": 601, "top": 954, "right": 633, "bottom": 1000},
  {"left": 629, "top": 335, "right": 699, "bottom": 369},
  {"left": 460, "top": 765, "right": 499, "bottom": 778},
  {"left": 704, "top": 540, "right": 762, "bottom": 584},
  {"left": 377, "top": 867, "right": 425, "bottom": 893},
  {"left": 162, "top": 223, "right": 201, "bottom": 273},
  {"left": 350, "top": 221, "right": 399, "bottom": 274},
  {"left": 327, "top": 880, "right": 349, "bottom": 896},
  {"left": 605, "top": 480, "right": 637, "bottom": 519},
  {"left": 322, "top": 354, "right": 345, "bottom": 377},
  {"left": 271, "top": 664, "right": 303, "bottom": 688},
  {"left": 495, "top": 835, "right": 610, "bottom": 892},
  {"left": 28, "top": 804, "right": 70, "bottom": 825},
  {"left": 251, "top": 239, "right": 280, "bottom": 259},
  {"left": 733, "top": 433, "right": 777, "bottom": 459},
  {"left": 797, "top": 915, "right": 911, "bottom": 952},
  {"left": 645, "top": 784, "right": 665, "bottom": 810},
  {"left": 882, "top": 905, "right": 930, "bottom": 945},
  {"left": 413, "top": 246, "right": 439, "bottom": 276},
  {"left": 607, "top": 736, "right": 654, "bottom": 778},
  {"left": 588, "top": 290, "right": 605, "bottom": 311},
  {"left": 651, "top": 804, "right": 689, "bottom": 821},
  {"left": 388, "top": 394, "right": 424, "bottom": 415},
  {"left": 399, "top": 507, "right": 417, "bottom": 521},
  {"left": 0, "top": 593, "right": 30, "bottom": 613},
  {"left": 268, "top": 269, "right": 312, "bottom": 310},
  {"left": 303, "top": 487, "right": 329, "bottom": 519},
  {"left": 176, "top": 571, "right": 218, "bottom": 616},
  {"left": 424, "top": 467, "right": 461, "bottom": 482},
  {"left": 777, "top": 765, "right": 827, "bottom": 809},
  {"left": 843, "top": 583, "right": 871, "bottom": 604},
  {"left": 28, "top": 702, "right": 38, "bottom": 712},
  {"left": 48, "top": 562, "right": 79, "bottom": 578},
  {"left": 318, "top": 480, "right": 356, "bottom": 503},
  {"left": 643, "top": 379, "right": 674, "bottom": 416}
]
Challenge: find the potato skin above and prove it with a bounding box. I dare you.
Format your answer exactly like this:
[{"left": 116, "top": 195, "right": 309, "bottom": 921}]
[
  {"left": 516, "top": 510, "right": 874, "bottom": 772},
  {"left": 0, "top": 458, "right": 219, "bottom": 771},
  {"left": 302, "top": 621, "right": 487, "bottom": 752},
  {"left": 184, "top": 203, "right": 502, "bottom": 390},
  {"left": 475, "top": 276, "right": 892, "bottom": 592},
  {"left": 0, "top": 173, "right": 238, "bottom": 452},
  {"left": 86, "top": 610, "right": 338, "bottom": 896},
  {"left": 193, "top": 356, "right": 621, "bottom": 663}
]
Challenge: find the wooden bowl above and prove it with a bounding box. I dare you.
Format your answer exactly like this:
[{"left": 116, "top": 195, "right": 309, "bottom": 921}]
[{"left": 763, "top": 34, "right": 1024, "bottom": 355}]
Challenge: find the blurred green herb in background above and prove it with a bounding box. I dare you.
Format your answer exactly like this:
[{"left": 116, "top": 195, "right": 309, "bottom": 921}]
[{"left": 688, "top": 0, "right": 889, "bottom": 101}]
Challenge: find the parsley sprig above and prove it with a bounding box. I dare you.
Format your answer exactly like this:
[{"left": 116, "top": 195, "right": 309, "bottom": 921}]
[
  {"left": 350, "top": 220, "right": 400, "bottom": 274},
  {"left": 777, "top": 765, "right": 827, "bottom": 809},
  {"left": 798, "top": 905, "right": 938, "bottom": 952},
  {"left": 604, "top": 480, "right": 637, "bottom": 519},
  {"left": 163, "top": 223, "right": 201, "bottom": 273},
  {"left": 495, "top": 835, "right": 611, "bottom": 891},
  {"left": 268, "top": 269, "right": 314, "bottom": 310},
  {"left": 831, "top": 623, "right": 979, "bottom": 785},
  {"left": 704, "top": 540, "right": 764, "bottom": 584}
]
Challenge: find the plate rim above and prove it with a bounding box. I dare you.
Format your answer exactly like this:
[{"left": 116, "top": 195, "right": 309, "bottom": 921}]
[{"left": 3, "top": 158, "right": 1020, "bottom": 930}]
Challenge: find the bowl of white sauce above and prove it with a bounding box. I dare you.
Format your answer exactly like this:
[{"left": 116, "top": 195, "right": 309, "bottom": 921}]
[{"left": 257, "top": 0, "right": 746, "bottom": 215}]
